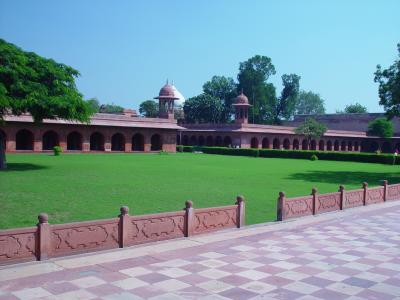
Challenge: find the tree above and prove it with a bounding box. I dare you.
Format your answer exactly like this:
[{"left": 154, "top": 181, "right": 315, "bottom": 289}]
[
  {"left": 374, "top": 43, "right": 400, "bottom": 119},
  {"left": 139, "top": 100, "right": 158, "bottom": 118},
  {"left": 183, "top": 93, "right": 223, "bottom": 124},
  {"left": 271, "top": 74, "right": 301, "bottom": 123},
  {"left": 237, "top": 55, "right": 276, "bottom": 124},
  {"left": 86, "top": 98, "right": 100, "bottom": 113},
  {"left": 344, "top": 103, "right": 367, "bottom": 113},
  {"left": 99, "top": 103, "right": 124, "bottom": 114},
  {"left": 295, "top": 91, "right": 326, "bottom": 115},
  {"left": 0, "top": 39, "right": 92, "bottom": 170},
  {"left": 294, "top": 117, "right": 327, "bottom": 148},
  {"left": 202, "top": 76, "right": 236, "bottom": 122},
  {"left": 367, "top": 118, "right": 394, "bottom": 138}
]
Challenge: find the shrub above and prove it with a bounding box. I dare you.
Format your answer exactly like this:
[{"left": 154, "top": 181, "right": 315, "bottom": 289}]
[
  {"left": 310, "top": 154, "right": 318, "bottom": 161},
  {"left": 53, "top": 146, "right": 62, "bottom": 156},
  {"left": 177, "top": 145, "right": 184, "bottom": 152},
  {"left": 159, "top": 150, "right": 168, "bottom": 155}
]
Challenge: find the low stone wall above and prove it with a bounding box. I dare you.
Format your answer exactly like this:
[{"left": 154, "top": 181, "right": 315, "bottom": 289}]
[
  {"left": 277, "top": 180, "right": 399, "bottom": 221},
  {"left": 0, "top": 197, "right": 245, "bottom": 265}
]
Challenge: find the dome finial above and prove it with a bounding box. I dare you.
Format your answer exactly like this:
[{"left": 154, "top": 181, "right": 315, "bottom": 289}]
[{"left": 166, "top": 79, "right": 169, "bottom": 85}]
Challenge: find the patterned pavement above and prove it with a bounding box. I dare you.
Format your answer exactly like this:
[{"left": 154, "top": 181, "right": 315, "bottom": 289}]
[{"left": 1, "top": 201, "right": 400, "bottom": 300}]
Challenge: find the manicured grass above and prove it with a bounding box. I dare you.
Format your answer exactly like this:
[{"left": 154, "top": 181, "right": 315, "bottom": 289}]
[{"left": 0, "top": 153, "right": 399, "bottom": 229}]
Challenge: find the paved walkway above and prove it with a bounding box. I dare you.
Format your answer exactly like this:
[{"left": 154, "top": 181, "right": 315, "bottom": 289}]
[{"left": 1, "top": 201, "right": 400, "bottom": 300}]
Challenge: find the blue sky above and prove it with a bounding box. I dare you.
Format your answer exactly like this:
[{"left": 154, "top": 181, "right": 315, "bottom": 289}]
[{"left": 1, "top": 0, "right": 399, "bottom": 113}]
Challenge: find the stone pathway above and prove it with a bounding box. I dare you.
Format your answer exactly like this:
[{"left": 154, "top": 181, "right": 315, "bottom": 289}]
[{"left": 1, "top": 201, "right": 400, "bottom": 300}]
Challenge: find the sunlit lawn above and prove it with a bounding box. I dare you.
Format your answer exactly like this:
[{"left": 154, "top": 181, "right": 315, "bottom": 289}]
[{"left": 0, "top": 152, "right": 398, "bottom": 229}]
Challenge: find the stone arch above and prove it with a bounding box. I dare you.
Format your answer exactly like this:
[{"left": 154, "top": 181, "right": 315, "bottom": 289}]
[
  {"left": 176, "top": 134, "right": 181, "bottom": 145},
  {"left": 382, "top": 141, "right": 392, "bottom": 153},
  {"left": 223, "top": 136, "right": 232, "bottom": 147},
  {"left": 206, "top": 136, "right": 213, "bottom": 146},
  {"left": 395, "top": 143, "right": 400, "bottom": 153},
  {"left": 302, "top": 139, "right": 308, "bottom": 150},
  {"left": 370, "top": 141, "right": 379, "bottom": 152},
  {"left": 360, "top": 140, "right": 369, "bottom": 152},
  {"left": 132, "top": 133, "right": 144, "bottom": 151},
  {"left": 250, "top": 137, "right": 259, "bottom": 149},
  {"left": 16, "top": 129, "right": 34, "bottom": 150},
  {"left": 90, "top": 132, "right": 105, "bottom": 151},
  {"left": 111, "top": 133, "right": 125, "bottom": 151},
  {"left": 182, "top": 135, "right": 189, "bottom": 146},
  {"left": 215, "top": 136, "right": 223, "bottom": 147},
  {"left": 190, "top": 135, "right": 197, "bottom": 146},
  {"left": 198, "top": 136, "right": 205, "bottom": 146},
  {"left": 42, "top": 130, "right": 59, "bottom": 150},
  {"left": 262, "top": 138, "right": 270, "bottom": 149},
  {"left": 293, "top": 139, "right": 299, "bottom": 150},
  {"left": 341, "top": 141, "right": 346, "bottom": 151},
  {"left": 273, "top": 138, "right": 280, "bottom": 149},
  {"left": 67, "top": 131, "right": 82, "bottom": 150},
  {"left": 327, "top": 140, "right": 332, "bottom": 151},
  {"left": 354, "top": 141, "right": 359, "bottom": 151},
  {"left": 319, "top": 140, "right": 325, "bottom": 151},
  {"left": 347, "top": 141, "right": 353, "bottom": 152},
  {"left": 334, "top": 140, "right": 339, "bottom": 151},
  {"left": 151, "top": 134, "right": 162, "bottom": 151},
  {"left": 283, "top": 139, "right": 290, "bottom": 150},
  {"left": 310, "top": 140, "right": 317, "bottom": 150}
]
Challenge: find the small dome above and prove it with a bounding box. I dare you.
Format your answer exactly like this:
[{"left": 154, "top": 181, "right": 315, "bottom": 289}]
[
  {"left": 159, "top": 84, "right": 175, "bottom": 97},
  {"left": 235, "top": 91, "right": 249, "bottom": 104}
]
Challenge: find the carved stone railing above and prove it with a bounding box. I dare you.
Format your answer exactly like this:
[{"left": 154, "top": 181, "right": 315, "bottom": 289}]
[
  {"left": 0, "top": 196, "right": 245, "bottom": 265},
  {"left": 277, "top": 180, "right": 396, "bottom": 221}
]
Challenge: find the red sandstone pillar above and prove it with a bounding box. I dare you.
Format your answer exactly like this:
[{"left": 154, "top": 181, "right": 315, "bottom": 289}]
[
  {"left": 83, "top": 142, "right": 90, "bottom": 152},
  {"left": 311, "top": 188, "right": 317, "bottom": 215},
  {"left": 125, "top": 142, "right": 132, "bottom": 152},
  {"left": 105, "top": 142, "right": 111, "bottom": 152},
  {"left": 277, "top": 192, "right": 285, "bottom": 221},
  {"left": 144, "top": 143, "right": 151, "bottom": 152},
  {"left": 37, "top": 213, "right": 51, "bottom": 261},
  {"left": 383, "top": 180, "right": 388, "bottom": 201},
  {"left": 184, "top": 200, "right": 194, "bottom": 237},
  {"left": 363, "top": 182, "right": 368, "bottom": 205},
  {"left": 34, "top": 140, "right": 42, "bottom": 152},
  {"left": 339, "top": 185, "right": 345, "bottom": 210},
  {"left": 119, "top": 206, "right": 130, "bottom": 248},
  {"left": 236, "top": 196, "right": 245, "bottom": 228}
]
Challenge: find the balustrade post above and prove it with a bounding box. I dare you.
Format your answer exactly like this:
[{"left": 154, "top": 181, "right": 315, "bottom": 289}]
[
  {"left": 383, "top": 180, "right": 388, "bottom": 202},
  {"left": 311, "top": 188, "right": 317, "bottom": 215},
  {"left": 119, "top": 206, "right": 130, "bottom": 248},
  {"left": 236, "top": 196, "right": 245, "bottom": 228},
  {"left": 339, "top": 185, "right": 345, "bottom": 210},
  {"left": 37, "top": 213, "right": 51, "bottom": 261},
  {"left": 184, "top": 200, "right": 194, "bottom": 237},
  {"left": 277, "top": 192, "right": 285, "bottom": 221},
  {"left": 363, "top": 182, "right": 368, "bottom": 206}
]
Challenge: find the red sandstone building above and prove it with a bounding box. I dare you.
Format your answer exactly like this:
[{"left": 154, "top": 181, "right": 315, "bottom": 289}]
[{"left": 1, "top": 83, "right": 399, "bottom": 154}]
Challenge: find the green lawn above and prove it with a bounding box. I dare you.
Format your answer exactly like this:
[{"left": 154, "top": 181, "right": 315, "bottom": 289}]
[{"left": 0, "top": 153, "right": 398, "bottom": 229}]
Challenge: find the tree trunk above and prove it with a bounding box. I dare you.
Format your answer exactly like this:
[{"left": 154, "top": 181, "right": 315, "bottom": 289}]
[{"left": 0, "top": 135, "right": 6, "bottom": 170}]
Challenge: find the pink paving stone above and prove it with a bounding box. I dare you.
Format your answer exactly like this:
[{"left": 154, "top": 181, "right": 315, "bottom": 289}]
[
  {"left": 268, "top": 288, "right": 304, "bottom": 300},
  {"left": 342, "top": 277, "right": 376, "bottom": 288},
  {"left": 365, "top": 267, "right": 399, "bottom": 276},
  {"left": 180, "top": 263, "right": 209, "bottom": 273},
  {"left": 255, "top": 264, "right": 287, "bottom": 275},
  {"left": 178, "top": 274, "right": 210, "bottom": 285},
  {"left": 261, "top": 276, "right": 294, "bottom": 287},
  {"left": 301, "top": 276, "right": 336, "bottom": 287},
  {"left": 219, "top": 287, "right": 259, "bottom": 300},
  {"left": 0, "top": 295, "right": 19, "bottom": 300},
  {"left": 100, "top": 256, "right": 161, "bottom": 271},
  {"left": 94, "top": 271, "right": 130, "bottom": 282},
  {"left": 136, "top": 273, "right": 171, "bottom": 284},
  {"left": 219, "top": 275, "right": 252, "bottom": 286},
  {"left": 86, "top": 283, "right": 124, "bottom": 296},
  {"left": 127, "top": 285, "right": 165, "bottom": 298},
  {"left": 217, "top": 264, "right": 248, "bottom": 274},
  {"left": 331, "top": 266, "right": 363, "bottom": 276},
  {"left": 292, "top": 265, "right": 325, "bottom": 276},
  {"left": 311, "top": 287, "right": 356, "bottom": 299},
  {"left": 356, "top": 289, "right": 397, "bottom": 300},
  {"left": 43, "top": 282, "right": 80, "bottom": 295}
]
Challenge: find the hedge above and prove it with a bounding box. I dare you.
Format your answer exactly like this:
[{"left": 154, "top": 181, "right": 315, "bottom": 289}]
[{"left": 176, "top": 146, "right": 400, "bottom": 165}]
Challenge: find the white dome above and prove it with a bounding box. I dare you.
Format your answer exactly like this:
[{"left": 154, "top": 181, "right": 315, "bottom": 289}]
[{"left": 171, "top": 84, "right": 185, "bottom": 107}]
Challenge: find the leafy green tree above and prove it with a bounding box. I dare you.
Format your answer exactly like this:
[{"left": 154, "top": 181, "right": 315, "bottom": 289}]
[
  {"left": 86, "top": 98, "right": 100, "bottom": 113},
  {"left": 374, "top": 43, "right": 400, "bottom": 118},
  {"left": 99, "top": 103, "right": 124, "bottom": 114},
  {"left": 237, "top": 55, "right": 276, "bottom": 124},
  {"left": 272, "top": 74, "right": 301, "bottom": 123},
  {"left": 139, "top": 100, "right": 158, "bottom": 118},
  {"left": 295, "top": 91, "right": 326, "bottom": 115},
  {"left": 367, "top": 118, "right": 394, "bottom": 138},
  {"left": 202, "top": 75, "right": 236, "bottom": 122},
  {"left": 344, "top": 103, "right": 367, "bottom": 113},
  {"left": 183, "top": 93, "right": 223, "bottom": 123},
  {"left": 0, "top": 39, "right": 92, "bottom": 170},
  {"left": 294, "top": 117, "right": 327, "bottom": 148}
]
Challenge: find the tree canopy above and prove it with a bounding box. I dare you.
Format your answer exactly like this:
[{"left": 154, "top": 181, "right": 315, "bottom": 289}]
[
  {"left": 367, "top": 118, "right": 394, "bottom": 138},
  {"left": 0, "top": 39, "right": 93, "bottom": 169},
  {"left": 374, "top": 43, "right": 400, "bottom": 119},
  {"left": 344, "top": 103, "right": 368, "bottom": 113},
  {"left": 183, "top": 93, "right": 223, "bottom": 124},
  {"left": 139, "top": 100, "right": 158, "bottom": 118},
  {"left": 294, "top": 117, "right": 327, "bottom": 143},
  {"left": 295, "top": 91, "right": 326, "bottom": 115}
]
